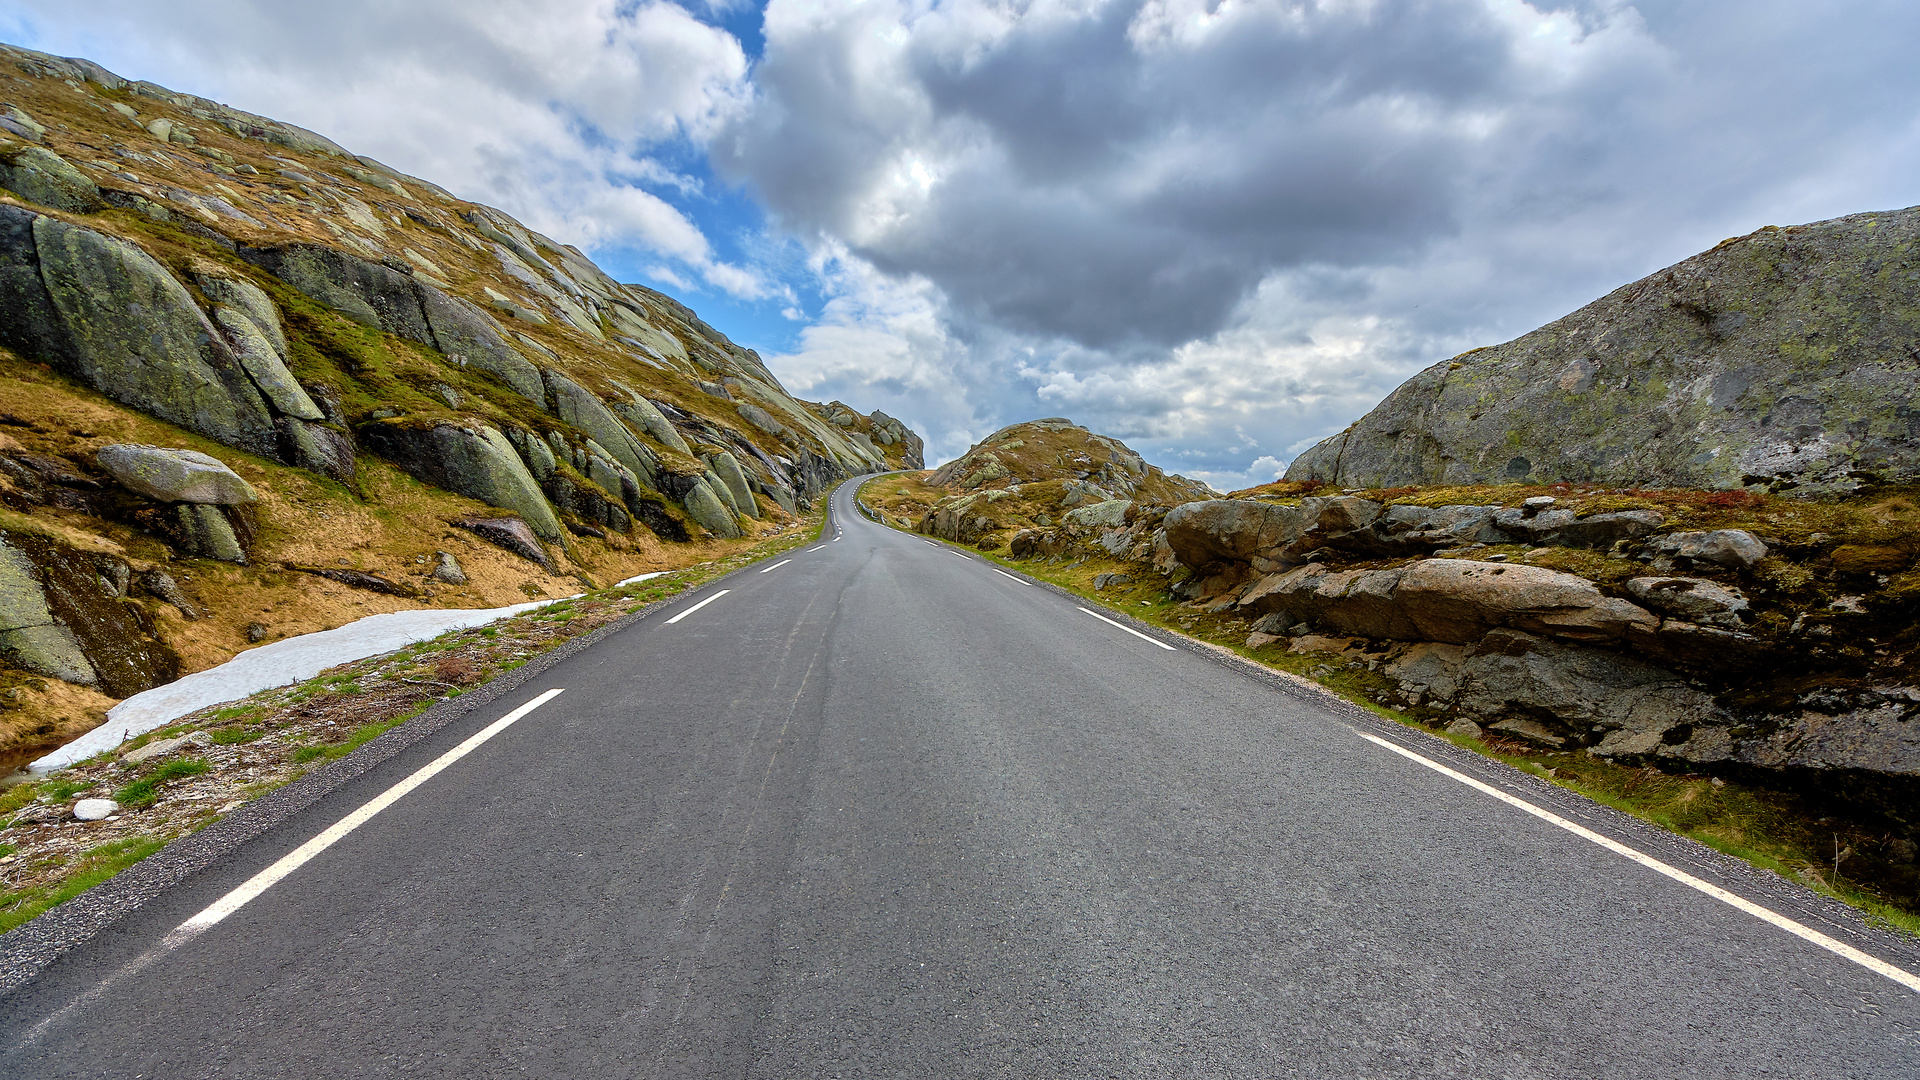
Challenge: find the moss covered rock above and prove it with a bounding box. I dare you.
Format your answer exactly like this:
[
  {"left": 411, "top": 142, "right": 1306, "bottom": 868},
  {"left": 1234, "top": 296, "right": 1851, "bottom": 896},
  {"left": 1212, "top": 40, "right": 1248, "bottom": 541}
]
[{"left": 1289, "top": 206, "right": 1920, "bottom": 494}]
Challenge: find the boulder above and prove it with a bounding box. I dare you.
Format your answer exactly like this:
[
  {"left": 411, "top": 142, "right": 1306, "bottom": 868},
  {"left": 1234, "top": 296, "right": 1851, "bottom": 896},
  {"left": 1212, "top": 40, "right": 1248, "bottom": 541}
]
[
  {"left": 1490, "top": 507, "right": 1665, "bottom": 549},
  {"left": 708, "top": 451, "right": 759, "bottom": 518},
  {"left": 122, "top": 729, "right": 212, "bottom": 765},
  {"left": 194, "top": 272, "right": 289, "bottom": 358},
  {"left": 1645, "top": 530, "right": 1769, "bottom": 571},
  {"left": 1009, "top": 529, "right": 1065, "bottom": 559},
  {"left": 453, "top": 516, "right": 554, "bottom": 571},
  {"left": 275, "top": 419, "right": 356, "bottom": 483},
  {"left": 0, "top": 536, "right": 98, "bottom": 686},
  {"left": 1624, "top": 576, "right": 1749, "bottom": 629},
  {"left": 680, "top": 478, "right": 742, "bottom": 539},
  {"left": 1065, "top": 499, "right": 1131, "bottom": 529},
  {"left": 611, "top": 392, "right": 692, "bottom": 453},
  {"left": 1393, "top": 560, "right": 1659, "bottom": 644},
  {"left": 1237, "top": 559, "right": 1659, "bottom": 647},
  {"left": 0, "top": 208, "right": 279, "bottom": 458},
  {"left": 72, "top": 798, "right": 117, "bottom": 820},
  {"left": 1361, "top": 504, "right": 1505, "bottom": 554},
  {"left": 1286, "top": 206, "right": 1920, "bottom": 493},
  {"left": 289, "top": 565, "right": 419, "bottom": 596},
  {"left": 702, "top": 467, "right": 740, "bottom": 515},
  {"left": 174, "top": 504, "right": 246, "bottom": 562},
  {"left": 1163, "top": 499, "right": 1308, "bottom": 567},
  {"left": 211, "top": 306, "right": 323, "bottom": 420},
  {"left": 1384, "top": 629, "right": 1722, "bottom": 754},
  {"left": 737, "top": 403, "right": 790, "bottom": 441},
  {"left": 136, "top": 568, "right": 198, "bottom": 619},
  {"left": 96, "top": 445, "right": 258, "bottom": 505},
  {"left": 543, "top": 370, "right": 659, "bottom": 487},
  {"left": 430, "top": 551, "right": 467, "bottom": 585},
  {"left": 360, "top": 421, "right": 562, "bottom": 540},
  {"left": 0, "top": 144, "right": 101, "bottom": 212}
]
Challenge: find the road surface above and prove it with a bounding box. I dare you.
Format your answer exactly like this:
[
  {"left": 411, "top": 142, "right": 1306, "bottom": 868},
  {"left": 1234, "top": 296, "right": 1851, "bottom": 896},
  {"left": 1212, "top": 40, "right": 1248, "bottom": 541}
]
[{"left": 2, "top": 478, "right": 1916, "bottom": 1077}]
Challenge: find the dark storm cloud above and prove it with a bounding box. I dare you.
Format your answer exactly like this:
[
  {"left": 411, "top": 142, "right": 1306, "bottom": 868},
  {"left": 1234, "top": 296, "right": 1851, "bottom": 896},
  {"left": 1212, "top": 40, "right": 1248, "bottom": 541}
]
[{"left": 719, "top": 0, "right": 1667, "bottom": 349}]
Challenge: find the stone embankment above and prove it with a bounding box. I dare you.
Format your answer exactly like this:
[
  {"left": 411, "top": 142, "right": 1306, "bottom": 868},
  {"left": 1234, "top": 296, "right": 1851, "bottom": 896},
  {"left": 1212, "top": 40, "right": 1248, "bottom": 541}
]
[{"left": 1007, "top": 487, "right": 1920, "bottom": 828}]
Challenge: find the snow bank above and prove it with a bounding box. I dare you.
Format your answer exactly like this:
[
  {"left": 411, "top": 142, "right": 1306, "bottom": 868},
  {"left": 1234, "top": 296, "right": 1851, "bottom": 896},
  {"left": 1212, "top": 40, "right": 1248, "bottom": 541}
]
[{"left": 33, "top": 598, "right": 569, "bottom": 772}]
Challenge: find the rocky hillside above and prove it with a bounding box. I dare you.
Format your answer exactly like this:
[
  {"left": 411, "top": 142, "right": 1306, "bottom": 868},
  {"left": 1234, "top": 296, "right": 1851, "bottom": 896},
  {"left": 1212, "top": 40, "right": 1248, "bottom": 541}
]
[
  {"left": 987, "top": 474, "right": 1919, "bottom": 838},
  {"left": 867, "top": 418, "right": 1212, "bottom": 553},
  {"left": 0, "top": 43, "right": 919, "bottom": 772},
  {"left": 1288, "top": 206, "right": 1920, "bottom": 495}
]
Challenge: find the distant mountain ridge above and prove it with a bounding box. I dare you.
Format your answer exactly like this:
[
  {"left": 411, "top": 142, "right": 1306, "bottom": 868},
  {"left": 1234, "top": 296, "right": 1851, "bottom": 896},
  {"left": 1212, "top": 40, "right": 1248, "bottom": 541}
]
[{"left": 1288, "top": 206, "right": 1920, "bottom": 495}]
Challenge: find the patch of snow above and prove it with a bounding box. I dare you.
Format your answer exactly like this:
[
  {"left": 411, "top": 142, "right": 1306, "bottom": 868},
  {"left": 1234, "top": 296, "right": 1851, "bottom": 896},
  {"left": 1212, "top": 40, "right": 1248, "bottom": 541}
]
[
  {"left": 616, "top": 572, "right": 665, "bottom": 587},
  {"left": 32, "top": 598, "right": 571, "bottom": 773}
]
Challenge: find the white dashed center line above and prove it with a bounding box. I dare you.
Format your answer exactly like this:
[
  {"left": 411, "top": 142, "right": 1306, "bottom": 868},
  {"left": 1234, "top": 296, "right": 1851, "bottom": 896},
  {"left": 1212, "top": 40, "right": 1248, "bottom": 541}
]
[
  {"left": 951, "top": 551, "right": 972, "bottom": 560},
  {"left": 758, "top": 560, "right": 792, "bottom": 574},
  {"left": 666, "top": 590, "right": 730, "bottom": 624},
  {"left": 921, "top": 539, "right": 938, "bottom": 547},
  {"left": 991, "top": 569, "right": 1030, "bottom": 586},
  {"left": 1077, "top": 606, "right": 1176, "bottom": 650},
  {"left": 808, "top": 545, "right": 826, "bottom": 552}
]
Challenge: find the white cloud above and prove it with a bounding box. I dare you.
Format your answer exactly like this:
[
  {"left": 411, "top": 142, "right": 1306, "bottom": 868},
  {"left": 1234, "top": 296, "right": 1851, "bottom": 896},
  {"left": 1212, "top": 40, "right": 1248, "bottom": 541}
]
[
  {"left": 719, "top": 0, "right": 1920, "bottom": 477},
  {"left": 4, "top": 0, "right": 751, "bottom": 289}
]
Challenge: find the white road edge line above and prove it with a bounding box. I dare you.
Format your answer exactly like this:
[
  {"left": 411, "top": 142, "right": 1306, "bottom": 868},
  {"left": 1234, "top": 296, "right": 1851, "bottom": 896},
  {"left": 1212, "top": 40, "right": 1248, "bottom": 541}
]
[
  {"left": 18, "top": 690, "right": 569, "bottom": 1047},
  {"left": 991, "top": 568, "right": 1031, "bottom": 586},
  {"left": 184, "top": 687, "right": 567, "bottom": 934},
  {"left": 666, "top": 589, "right": 731, "bottom": 624},
  {"left": 1076, "top": 607, "right": 1176, "bottom": 651},
  {"left": 1355, "top": 729, "right": 1920, "bottom": 994},
  {"left": 758, "top": 560, "right": 793, "bottom": 574}
]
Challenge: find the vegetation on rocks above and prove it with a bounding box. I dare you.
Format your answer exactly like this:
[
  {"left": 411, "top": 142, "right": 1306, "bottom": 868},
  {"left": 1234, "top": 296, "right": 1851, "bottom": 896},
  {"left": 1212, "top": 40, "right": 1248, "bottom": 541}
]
[
  {"left": 0, "top": 517, "right": 823, "bottom": 932},
  {"left": 1287, "top": 206, "right": 1920, "bottom": 494},
  {"left": 0, "top": 43, "right": 921, "bottom": 773},
  {"left": 864, "top": 444, "right": 1920, "bottom": 932}
]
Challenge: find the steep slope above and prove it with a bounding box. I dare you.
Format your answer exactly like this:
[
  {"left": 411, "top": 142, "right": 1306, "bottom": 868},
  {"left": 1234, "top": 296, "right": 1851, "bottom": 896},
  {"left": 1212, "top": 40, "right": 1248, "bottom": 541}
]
[
  {"left": 0, "top": 43, "right": 918, "bottom": 771},
  {"left": 1287, "top": 206, "right": 1920, "bottom": 494},
  {"left": 862, "top": 418, "right": 1211, "bottom": 553}
]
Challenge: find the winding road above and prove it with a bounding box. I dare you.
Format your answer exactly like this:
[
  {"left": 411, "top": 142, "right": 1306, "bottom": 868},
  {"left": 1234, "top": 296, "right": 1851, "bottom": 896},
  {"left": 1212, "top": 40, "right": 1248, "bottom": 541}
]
[{"left": 2, "top": 478, "right": 1917, "bottom": 1077}]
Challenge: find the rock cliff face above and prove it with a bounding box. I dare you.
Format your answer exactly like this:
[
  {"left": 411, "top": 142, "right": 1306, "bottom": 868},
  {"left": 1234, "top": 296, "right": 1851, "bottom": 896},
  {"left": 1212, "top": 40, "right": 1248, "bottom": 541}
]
[
  {"left": 1287, "top": 207, "right": 1920, "bottom": 494},
  {"left": 0, "top": 42, "right": 918, "bottom": 770}
]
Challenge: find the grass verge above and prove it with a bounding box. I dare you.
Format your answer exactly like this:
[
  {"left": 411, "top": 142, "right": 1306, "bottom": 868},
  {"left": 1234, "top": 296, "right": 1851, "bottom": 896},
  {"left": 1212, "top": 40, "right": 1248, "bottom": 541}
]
[
  {"left": 0, "top": 510, "right": 827, "bottom": 934},
  {"left": 863, "top": 492, "right": 1920, "bottom": 939}
]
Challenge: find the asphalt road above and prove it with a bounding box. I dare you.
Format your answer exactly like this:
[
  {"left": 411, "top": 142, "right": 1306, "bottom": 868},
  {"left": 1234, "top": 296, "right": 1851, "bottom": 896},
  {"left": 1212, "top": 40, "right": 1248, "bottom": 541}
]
[{"left": 2, "top": 478, "right": 1917, "bottom": 1077}]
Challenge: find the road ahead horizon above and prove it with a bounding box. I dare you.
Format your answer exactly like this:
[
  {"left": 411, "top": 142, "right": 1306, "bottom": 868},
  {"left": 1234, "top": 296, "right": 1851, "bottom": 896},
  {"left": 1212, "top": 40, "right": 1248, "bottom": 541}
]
[{"left": 3, "top": 479, "right": 1916, "bottom": 1077}]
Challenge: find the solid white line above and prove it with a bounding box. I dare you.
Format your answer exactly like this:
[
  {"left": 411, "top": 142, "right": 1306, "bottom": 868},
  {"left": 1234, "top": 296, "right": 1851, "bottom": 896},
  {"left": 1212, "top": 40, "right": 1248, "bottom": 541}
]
[
  {"left": 182, "top": 688, "right": 567, "bottom": 933},
  {"left": 758, "top": 559, "right": 792, "bottom": 574},
  {"left": 16, "top": 686, "right": 567, "bottom": 1047},
  {"left": 666, "top": 589, "right": 730, "bottom": 624},
  {"left": 808, "top": 545, "right": 826, "bottom": 552},
  {"left": 1354, "top": 730, "right": 1920, "bottom": 994},
  {"left": 991, "top": 568, "right": 1030, "bottom": 586},
  {"left": 921, "top": 540, "right": 937, "bottom": 546},
  {"left": 1076, "top": 607, "right": 1176, "bottom": 650}
]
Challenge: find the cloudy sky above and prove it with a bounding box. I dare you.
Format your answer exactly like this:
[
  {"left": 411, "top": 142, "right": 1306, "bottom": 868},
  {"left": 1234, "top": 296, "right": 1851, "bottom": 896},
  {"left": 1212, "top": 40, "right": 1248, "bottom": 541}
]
[{"left": 5, "top": 1, "right": 1917, "bottom": 488}]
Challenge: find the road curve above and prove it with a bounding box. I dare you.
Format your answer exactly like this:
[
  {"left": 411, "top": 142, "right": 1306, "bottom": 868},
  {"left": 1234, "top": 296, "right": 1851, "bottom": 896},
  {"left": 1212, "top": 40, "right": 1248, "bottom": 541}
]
[{"left": 2, "top": 478, "right": 1917, "bottom": 1077}]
